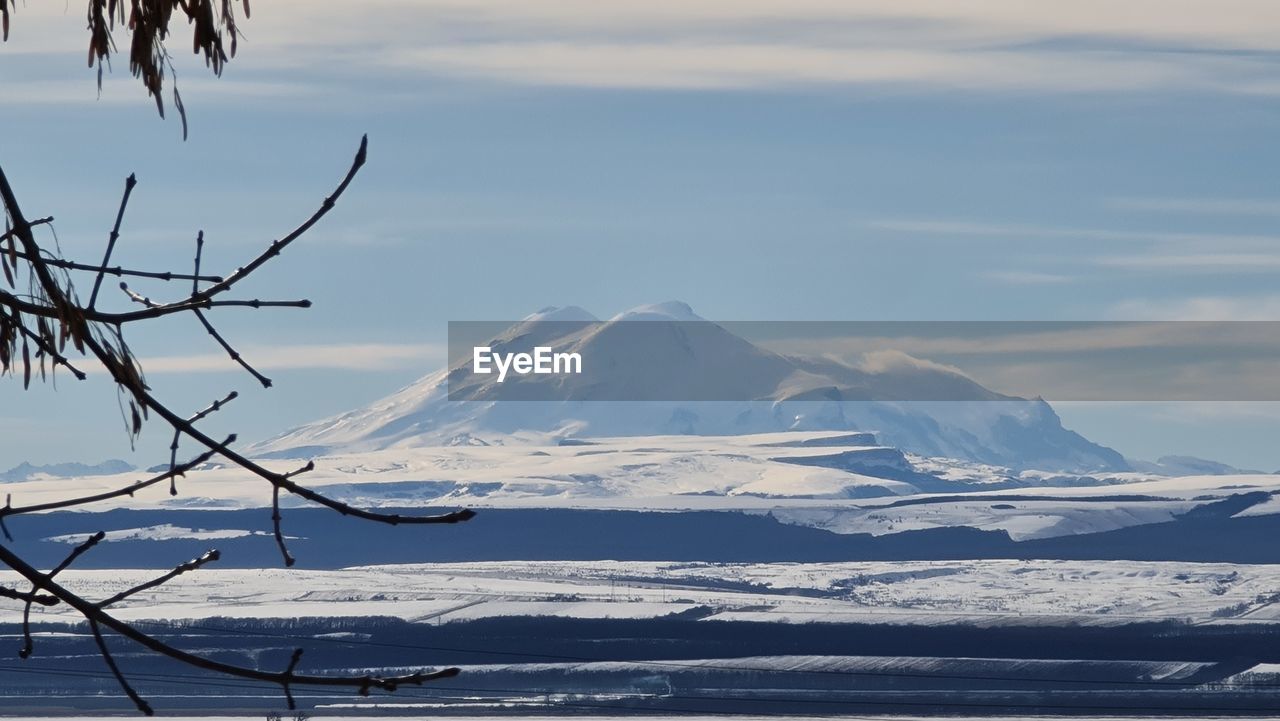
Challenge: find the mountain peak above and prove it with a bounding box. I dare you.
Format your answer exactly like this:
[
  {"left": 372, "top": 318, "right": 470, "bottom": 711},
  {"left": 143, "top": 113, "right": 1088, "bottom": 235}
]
[
  {"left": 522, "top": 305, "right": 599, "bottom": 322},
  {"left": 610, "top": 301, "right": 704, "bottom": 322},
  {"left": 253, "top": 303, "right": 1128, "bottom": 472}
]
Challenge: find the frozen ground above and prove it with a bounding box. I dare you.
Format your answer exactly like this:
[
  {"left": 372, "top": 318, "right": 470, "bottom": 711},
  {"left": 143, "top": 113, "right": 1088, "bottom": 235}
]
[
  {"left": 8, "top": 432, "right": 1279, "bottom": 543},
  {"left": 6, "top": 559, "right": 1280, "bottom": 628}
]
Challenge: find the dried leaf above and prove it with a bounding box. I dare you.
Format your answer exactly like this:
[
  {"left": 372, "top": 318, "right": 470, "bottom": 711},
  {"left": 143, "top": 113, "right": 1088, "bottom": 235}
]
[{"left": 174, "top": 83, "right": 188, "bottom": 141}]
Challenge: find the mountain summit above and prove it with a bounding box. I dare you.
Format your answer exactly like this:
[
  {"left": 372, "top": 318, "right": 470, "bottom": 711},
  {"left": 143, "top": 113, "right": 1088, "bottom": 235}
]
[{"left": 253, "top": 303, "right": 1127, "bottom": 472}]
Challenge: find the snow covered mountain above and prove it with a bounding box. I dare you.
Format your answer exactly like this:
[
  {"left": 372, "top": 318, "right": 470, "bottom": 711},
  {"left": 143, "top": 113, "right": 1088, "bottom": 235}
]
[{"left": 254, "top": 302, "right": 1128, "bottom": 472}]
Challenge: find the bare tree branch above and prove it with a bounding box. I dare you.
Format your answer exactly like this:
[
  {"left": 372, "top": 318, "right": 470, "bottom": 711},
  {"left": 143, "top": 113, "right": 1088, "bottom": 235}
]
[
  {"left": 0, "top": 135, "right": 473, "bottom": 712},
  {"left": 0, "top": 586, "right": 57, "bottom": 606},
  {"left": 190, "top": 135, "right": 368, "bottom": 304},
  {"left": 6, "top": 249, "right": 223, "bottom": 283},
  {"left": 120, "top": 283, "right": 311, "bottom": 314}
]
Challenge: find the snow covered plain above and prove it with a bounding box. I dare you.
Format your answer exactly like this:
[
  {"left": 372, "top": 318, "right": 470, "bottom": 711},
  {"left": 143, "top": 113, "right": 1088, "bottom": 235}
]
[
  {"left": 10, "top": 431, "right": 1279, "bottom": 544},
  {"left": 7, "top": 558, "right": 1280, "bottom": 628},
  {"left": 7, "top": 430, "right": 1280, "bottom": 715}
]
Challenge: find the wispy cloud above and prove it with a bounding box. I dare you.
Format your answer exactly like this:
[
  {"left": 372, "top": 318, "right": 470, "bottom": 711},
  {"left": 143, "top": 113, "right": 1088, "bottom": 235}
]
[
  {"left": 761, "top": 321, "right": 1280, "bottom": 401},
  {"left": 1108, "top": 294, "right": 1280, "bottom": 320},
  {"left": 765, "top": 322, "right": 1279, "bottom": 359},
  {"left": 984, "top": 270, "right": 1077, "bottom": 285},
  {"left": 11, "top": 0, "right": 1280, "bottom": 96},
  {"left": 1111, "top": 196, "right": 1280, "bottom": 217},
  {"left": 390, "top": 43, "right": 1262, "bottom": 93},
  {"left": 1096, "top": 254, "right": 1280, "bottom": 272},
  {"left": 871, "top": 218, "right": 1280, "bottom": 276},
  {"left": 137, "top": 342, "right": 445, "bottom": 374},
  {"left": 6, "top": 77, "right": 327, "bottom": 106},
  {"left": 868, "top": 218, "right": 1280, "bottom": 246}
]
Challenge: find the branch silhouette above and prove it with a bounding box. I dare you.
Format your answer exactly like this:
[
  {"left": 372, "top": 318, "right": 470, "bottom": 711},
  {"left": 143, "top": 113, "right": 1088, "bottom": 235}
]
[{"left": 0, "top": 136, "right": 474, "bottom": 713}]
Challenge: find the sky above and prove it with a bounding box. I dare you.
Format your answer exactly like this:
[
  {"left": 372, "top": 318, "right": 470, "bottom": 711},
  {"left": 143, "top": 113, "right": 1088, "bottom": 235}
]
[{"left": 4, "top": 0, "right": 1280, "bottom": 469}]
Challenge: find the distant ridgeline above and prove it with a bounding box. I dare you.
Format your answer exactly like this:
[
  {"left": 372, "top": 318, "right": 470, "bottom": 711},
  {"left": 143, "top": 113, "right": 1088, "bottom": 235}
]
[{"left": 0, "top": 459, "right": 133, "bottom": 483}]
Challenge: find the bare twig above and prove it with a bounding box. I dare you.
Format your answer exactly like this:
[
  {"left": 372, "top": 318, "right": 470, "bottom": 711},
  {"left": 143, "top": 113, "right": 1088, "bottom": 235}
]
[
  {"left": 6, "top": 249, "right": 222, "bottom": 283},
  {"left": 0, "top": 216, "right": 54, "bottom": 244},
  {"left": 282, "top": 648, "right": 304, "bottom": 710},
  {"left": 21, "top": 531, "right": 104, "bottom": 658},
  {"left": 88, "top": 175, "right": 137, "bottom": 309},
  {"left": 192, "top": 231, "right": 205, "bottom": 296},
  {"left": 169, "top": 392, "right": 238, "bottom": 493},
  {"left": 49, "top": 531, "right": 106, "bottom": 577},
  {"left": 98, "top": 550, "right": 221, "bottom": 608},
  {"left": 90, "top": 619, "right": 154, "bottom": 716},
  {"left": 0, "top": 586, "right": 57, "bottom": 606},
  {"left": 189, "top": 135, "right": 368, "bottom": 304},
  {"left": 271, "top": 485, "right": 294, "bottom": 567},
  {"left": 194, "top": 308, "right": 273, "bottom": 387},
  {"left": 0, "top": 495, "right": 11, "bottom": 542},
  {"left": 118, "top": 283, "right": 157, "bottom": 308}
]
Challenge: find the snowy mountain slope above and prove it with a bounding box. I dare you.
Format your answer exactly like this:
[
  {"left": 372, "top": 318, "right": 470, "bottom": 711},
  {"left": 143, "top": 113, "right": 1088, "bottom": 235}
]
[{"left": 254, "top": 302, "right": 1127, "bottom": 472}]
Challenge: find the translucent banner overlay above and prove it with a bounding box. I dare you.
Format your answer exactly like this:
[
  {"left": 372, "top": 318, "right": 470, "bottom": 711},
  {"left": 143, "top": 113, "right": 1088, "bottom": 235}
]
[{"left": 447, "top": 320, "right": 1280, "bottom": 402}]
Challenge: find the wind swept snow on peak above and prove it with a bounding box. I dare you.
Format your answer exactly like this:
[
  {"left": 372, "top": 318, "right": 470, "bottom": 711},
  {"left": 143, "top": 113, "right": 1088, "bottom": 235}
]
[
  {"left": 609, "top": 300, "right": 705, "bottom": 322},
  {"left": 522, "top": 305, "right": 599, "bottom": 322}
]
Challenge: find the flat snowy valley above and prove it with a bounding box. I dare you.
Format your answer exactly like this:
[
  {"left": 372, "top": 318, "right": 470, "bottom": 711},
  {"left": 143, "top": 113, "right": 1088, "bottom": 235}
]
[{"left": 5, "top": 428, "right": 1280, "bottom": 715}]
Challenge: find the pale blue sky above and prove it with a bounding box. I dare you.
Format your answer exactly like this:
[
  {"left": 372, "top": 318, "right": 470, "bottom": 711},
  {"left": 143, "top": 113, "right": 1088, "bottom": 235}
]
[{"left": 5, "top": 1, "right": 1280, "bottom": 468}]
